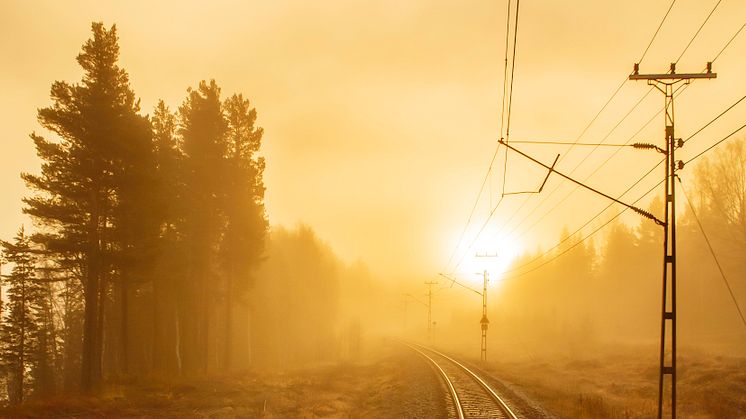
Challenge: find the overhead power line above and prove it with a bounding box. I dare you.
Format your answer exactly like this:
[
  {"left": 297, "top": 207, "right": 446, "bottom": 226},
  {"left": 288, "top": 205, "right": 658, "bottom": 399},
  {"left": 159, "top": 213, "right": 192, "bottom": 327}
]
[
  {"left": 457, "top": 0, "right": 679, "bottom": 263},
  {"left": 506, "top": 157, "right": 664, "bottom": 276},
  {"left": 499, "top": 139, "right": 663, "bottom": 224},
  {"left": 713, "top": 21, "right": 746, "bottom": 62},
  {"left": 443, "top": 0, "right": 516, "bottom": 273},
  {"left": 639, "top": 0, "right": 677, "bottom": 63},
  {"left": 504, "top": 20, "right": 744, "bottom": 249},
  {"left": 502, "top": 0, "right": 522, "bottom": 196},
  {"left": 503, "top": 177, "right": 664, "bottom": 280},
  {"left": 508, "top": 140, "right": 631, "bottom": 147},
  {"left": 684, "top": 124, "right": 746, "bottom": 166},
  {"left": 683, "top": 94, "right": 746, "bottom": 144},
  {"left": 678, "top": 180, "right": 746, "bottom": 330},
  {"left": 676, "top": 0, "right": 723, "bottom": 63}
]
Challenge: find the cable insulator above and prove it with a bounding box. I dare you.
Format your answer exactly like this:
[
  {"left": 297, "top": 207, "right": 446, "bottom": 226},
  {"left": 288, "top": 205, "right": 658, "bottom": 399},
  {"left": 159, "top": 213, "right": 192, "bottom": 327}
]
[
  {"left": 632, "top": 142, "right": 665, "bottom": 154},
  {"left": 634, "top": 207, "right": 665, "bottom": 226}
]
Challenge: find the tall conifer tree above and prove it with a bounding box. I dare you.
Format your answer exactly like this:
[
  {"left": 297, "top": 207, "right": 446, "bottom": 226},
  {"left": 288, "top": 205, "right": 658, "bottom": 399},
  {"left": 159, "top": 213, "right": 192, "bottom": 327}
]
[{"left": 22, "top": 22, "right": 147, "bottom": 391}]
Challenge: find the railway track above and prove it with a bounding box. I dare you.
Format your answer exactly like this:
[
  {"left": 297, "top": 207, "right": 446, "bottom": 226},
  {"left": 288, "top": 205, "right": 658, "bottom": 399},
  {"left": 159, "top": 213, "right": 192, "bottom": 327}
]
[{"left": 404, "top": 342, "right": 519, "bottom": 419}]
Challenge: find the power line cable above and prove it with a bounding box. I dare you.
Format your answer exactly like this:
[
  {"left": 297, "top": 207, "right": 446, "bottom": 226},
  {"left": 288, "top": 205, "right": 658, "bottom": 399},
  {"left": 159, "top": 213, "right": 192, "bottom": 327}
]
[
  {"left": 501, "top": 85, "right": 663, "bottom": 243},
  {"left": 448, "top": 0, "right": 522, "bottom": 273},
  {"left": 449, "top": 195, "right": 507, "bottom": 274},
  {"left": 506, "top": 100, "right": 667, "bottom": 244},
  {"left": 509, "top": 140, "right": 632, "bottom": 147},
  {"left": 684, "top": 124, "right": 746, "bottom": 165},
  {"left": 503, "top": 0, "right": 521, "bottom": 195},
  {"left": 513, "top": 28, "right": 743, "bottom": 244},
  {"left": 503, "top": 177, "right": 664, "bottom": 280},
  {"left": 683, "top": 94, "right": 746, "bottom": 144},
  {"left": 640, "top": 0, "right": 678, "bottom": 63},
  {"left": 506, "top": 31, "right": 742, "bottom": 248},
  {"left": 507, "top": 157, "right": 665, "bottom": 274},
  {"left": 712, "top": 21, "right": 745, "bottom": 62},
  {"left": 678, "top": 179, "right": 746, "bottom": 330},
  {"left": 443, "top": 0, "right": 514, "bottom": 272},
  {"left": 501, "top": 139, "right": 663, "bottom": 222},
  {"left": 510, "top": 12, "right": 743, "bottom": 243},
  {"left": 466, "top": 0, "right": 678, "bottom": 258},
  {"left": 676, "top": 0, "right": 723, "bottom": 63}
]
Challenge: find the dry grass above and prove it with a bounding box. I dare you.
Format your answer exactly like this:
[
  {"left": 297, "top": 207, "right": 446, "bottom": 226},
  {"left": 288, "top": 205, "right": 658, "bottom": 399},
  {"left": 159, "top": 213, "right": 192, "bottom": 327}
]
[
  {"left": 481, "top": 348, "right": 746, "bottom": 419},
  {"left": 0, "top": 341, "right": 444, "bottom": 418}
]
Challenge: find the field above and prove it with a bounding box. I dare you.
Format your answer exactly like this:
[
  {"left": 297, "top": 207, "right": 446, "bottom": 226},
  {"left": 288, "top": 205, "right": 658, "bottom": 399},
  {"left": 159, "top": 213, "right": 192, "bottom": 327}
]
[
  {"left": 0, "top": 341, "right": 446, "bottom": 418},
  {"left": 481, "top": 347, "right": 746, "bottom": 419},
  {"left": 2, "top": 341, "right": 743, "bottom": 418}
]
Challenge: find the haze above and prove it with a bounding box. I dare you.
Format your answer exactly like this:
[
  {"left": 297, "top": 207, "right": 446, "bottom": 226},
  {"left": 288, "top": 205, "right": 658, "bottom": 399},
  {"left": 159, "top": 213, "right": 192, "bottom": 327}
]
[{"left": 0, "top": 0, "right": 744, "bottom": 417}]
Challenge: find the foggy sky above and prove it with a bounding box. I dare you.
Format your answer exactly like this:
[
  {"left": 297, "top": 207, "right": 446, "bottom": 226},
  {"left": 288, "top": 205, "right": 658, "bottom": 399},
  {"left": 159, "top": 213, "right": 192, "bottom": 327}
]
[{"left": 1, "top": 0, "right": 744, "bottom": 282}]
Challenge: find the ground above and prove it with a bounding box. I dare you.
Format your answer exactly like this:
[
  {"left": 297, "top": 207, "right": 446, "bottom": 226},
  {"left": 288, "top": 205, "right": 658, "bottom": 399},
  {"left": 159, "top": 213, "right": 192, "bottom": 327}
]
[
  {"left": 1, "top": 341, "right": 743, "bottom": 418},
  {"left": 480, "top": 348, "right": 746, "bottom": 419},
  {"left": 0, "top": 340, "right": 446, "bottom": 418}
]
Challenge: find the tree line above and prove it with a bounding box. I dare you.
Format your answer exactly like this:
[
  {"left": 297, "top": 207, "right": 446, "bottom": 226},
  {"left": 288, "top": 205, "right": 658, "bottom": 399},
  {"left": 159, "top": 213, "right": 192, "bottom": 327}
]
[
  {"left": 1, "top": 22, "right": 267, "bottom": 402},
  {"left": 490, "top": 138, "right": 746, "bottom": 357}
]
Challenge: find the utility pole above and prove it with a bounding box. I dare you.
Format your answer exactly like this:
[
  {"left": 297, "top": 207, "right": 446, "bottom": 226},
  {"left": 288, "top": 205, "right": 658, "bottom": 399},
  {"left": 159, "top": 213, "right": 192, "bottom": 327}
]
[
  {"left": 424, "top": 281, "right": 438, "bottom": 341},
  {"left": 630, "top": 62, "right": 716, "bottom": 419},
  {"left": 475, "top": 253, "right": 498, "bottom": 361},
  {"left": 480, "top": 270, "right": 489, "bottom": 361}
]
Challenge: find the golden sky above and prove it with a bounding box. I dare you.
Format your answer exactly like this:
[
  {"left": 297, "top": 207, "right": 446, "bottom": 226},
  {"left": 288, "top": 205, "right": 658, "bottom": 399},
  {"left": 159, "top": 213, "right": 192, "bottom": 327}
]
[{"left": 1, "top": 0, "right": 744, "bottom": 282}]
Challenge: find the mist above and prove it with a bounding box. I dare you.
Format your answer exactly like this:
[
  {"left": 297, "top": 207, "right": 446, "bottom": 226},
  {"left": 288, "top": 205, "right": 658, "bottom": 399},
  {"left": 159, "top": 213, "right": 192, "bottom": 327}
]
[{"left": 1, "top": 1, "right": 745, "bottom": 417}]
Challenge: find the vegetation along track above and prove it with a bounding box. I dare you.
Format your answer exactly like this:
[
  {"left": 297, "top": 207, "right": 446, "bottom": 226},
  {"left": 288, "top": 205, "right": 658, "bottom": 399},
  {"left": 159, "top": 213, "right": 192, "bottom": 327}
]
[{"left": 404, "top": 342, "right": 519, "bottom": 419}]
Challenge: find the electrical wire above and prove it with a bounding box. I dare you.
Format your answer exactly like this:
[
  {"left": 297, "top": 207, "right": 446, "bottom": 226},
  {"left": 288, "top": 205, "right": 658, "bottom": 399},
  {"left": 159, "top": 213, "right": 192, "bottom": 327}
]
[
  {"left": 683, "top": 94, "right": 746, "bottom": 144},
  {"left": 510, "top": 9, "right": 743, "bottom": 243},
  {"left": 503, "top": 157, "right": 665, "bottom": 274},
  {"left": 503, "top": 177, "right": 664, "bottom": 280},
  {"left": 464, "top": 0, "right": 678, "bottom": 259},
  {"left": 443, "top": 0, "right": 514, "bottom": 272},
  {"left": 506, "top": 107, "right": 664, "bottom": 243},
  {"left": 443, "top": 145, "right": 503, "bottom": 271},
  {"left": 712, "top": 21, "right": 746, "bottom": 62},
  {"left": 678, "top": 179, "right": 746, "bottom": 330},
  {"left": 684, "top": 124, "right": 746, "bottom": 165},
  {"left": 640, "top": 0, "right": 677, "bottom": 63},
  {"left": 504, "top": 22, "right": 744, "bottom": 250},
  {"left": 506, "top": 100, "right": 746, "bottom": 278},
  {"left": 449, "top": 195, "right": 506, "bottom": 274},
  {"left": 503, "top": 0, "right": 521, "bottom": 195},
  {"left": 500, "top": 140, "right": 662, "bottom": 223},
  {"left": 676, "top": 0, "right": 723, "bottom": 63},
  {"left": 508, "top": 140, "right": 632, "bottom": 147}
]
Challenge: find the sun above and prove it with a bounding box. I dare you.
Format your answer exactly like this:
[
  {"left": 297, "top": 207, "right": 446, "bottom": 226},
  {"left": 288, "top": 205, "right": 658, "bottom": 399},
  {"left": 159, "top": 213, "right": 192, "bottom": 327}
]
[{"left": 447, "top": 230, "right": 523, "bottom": 288}]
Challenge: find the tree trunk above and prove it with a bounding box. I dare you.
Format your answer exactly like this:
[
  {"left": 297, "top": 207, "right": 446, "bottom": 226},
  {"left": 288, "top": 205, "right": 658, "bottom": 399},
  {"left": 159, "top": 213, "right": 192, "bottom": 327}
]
[
  {"left": 223, "top": 268, "right": 233, "bottom": 371},
  {"left": 81, "top": 190, "right": 101, "bottom": 392},
  {"left": 95, "top": 273, "right": 107, "bottom": 382},
  {"left": 151, "top": 275, "right": 161, "bottom": 375},
  {"left": 120, "top": 273, "right": 129, "bottom": 375}
]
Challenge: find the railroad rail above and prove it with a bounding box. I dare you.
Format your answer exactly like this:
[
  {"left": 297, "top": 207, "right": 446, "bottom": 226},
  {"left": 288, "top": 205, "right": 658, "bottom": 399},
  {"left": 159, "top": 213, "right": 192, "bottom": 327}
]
[{"left": 404, "top": 342, "right": 519, "bottom": 419}]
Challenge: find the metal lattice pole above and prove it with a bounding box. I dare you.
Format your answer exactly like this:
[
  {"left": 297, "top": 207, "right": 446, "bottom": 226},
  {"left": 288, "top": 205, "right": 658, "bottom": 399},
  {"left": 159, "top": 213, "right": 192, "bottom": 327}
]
[{"left": 629, "top": 62, "right": 716, "bottom": 419}]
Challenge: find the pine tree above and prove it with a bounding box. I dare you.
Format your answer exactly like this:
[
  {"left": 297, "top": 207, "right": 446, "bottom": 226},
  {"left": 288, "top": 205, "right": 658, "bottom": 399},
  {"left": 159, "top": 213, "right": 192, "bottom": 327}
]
[
  {"left": 150, "top": 100, "right": 184, "bottom": 375},
  {"left": 178, "top": 80, "right": 229, "bottom": 373},
  {"left": 1, "top": 227, "right": 41, "bottom": 404},
  {"left": 22, "top": 22, "right": 147, "bottom": 391},
  {"left": 221, "top": 94, "right": 267, "bottom": 369}
]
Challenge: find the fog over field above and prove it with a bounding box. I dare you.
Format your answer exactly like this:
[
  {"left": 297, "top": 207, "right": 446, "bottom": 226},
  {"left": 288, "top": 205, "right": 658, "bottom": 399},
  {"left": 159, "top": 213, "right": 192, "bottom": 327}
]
[{"left": 0, "top": 1, "right": 744, "bottom": 417}]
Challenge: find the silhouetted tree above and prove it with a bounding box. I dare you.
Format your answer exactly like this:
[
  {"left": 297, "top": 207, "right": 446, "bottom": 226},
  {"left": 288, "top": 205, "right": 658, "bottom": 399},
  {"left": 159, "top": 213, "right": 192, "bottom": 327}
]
[
  {"left": 220, "top": 94, "right": 267, "bottom": 369},
  {"left": 178, "top": 80, "right": 229, "bottom": 373},
  {"left": 150, "top": 100, "right": 184, "bottom": 375},
  {"left": 22, "top": 22, "right": 147, "bottom": 391},
  {"left": 1, "top": 227, "right": 41, "bottom": 404}
]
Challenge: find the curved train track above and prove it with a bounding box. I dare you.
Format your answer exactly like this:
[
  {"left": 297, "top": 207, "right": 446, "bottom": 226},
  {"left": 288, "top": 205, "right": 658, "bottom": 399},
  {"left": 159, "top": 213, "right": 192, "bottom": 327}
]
[{"left": 404, "top": 342, "right": 519, "bottom": 419}]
